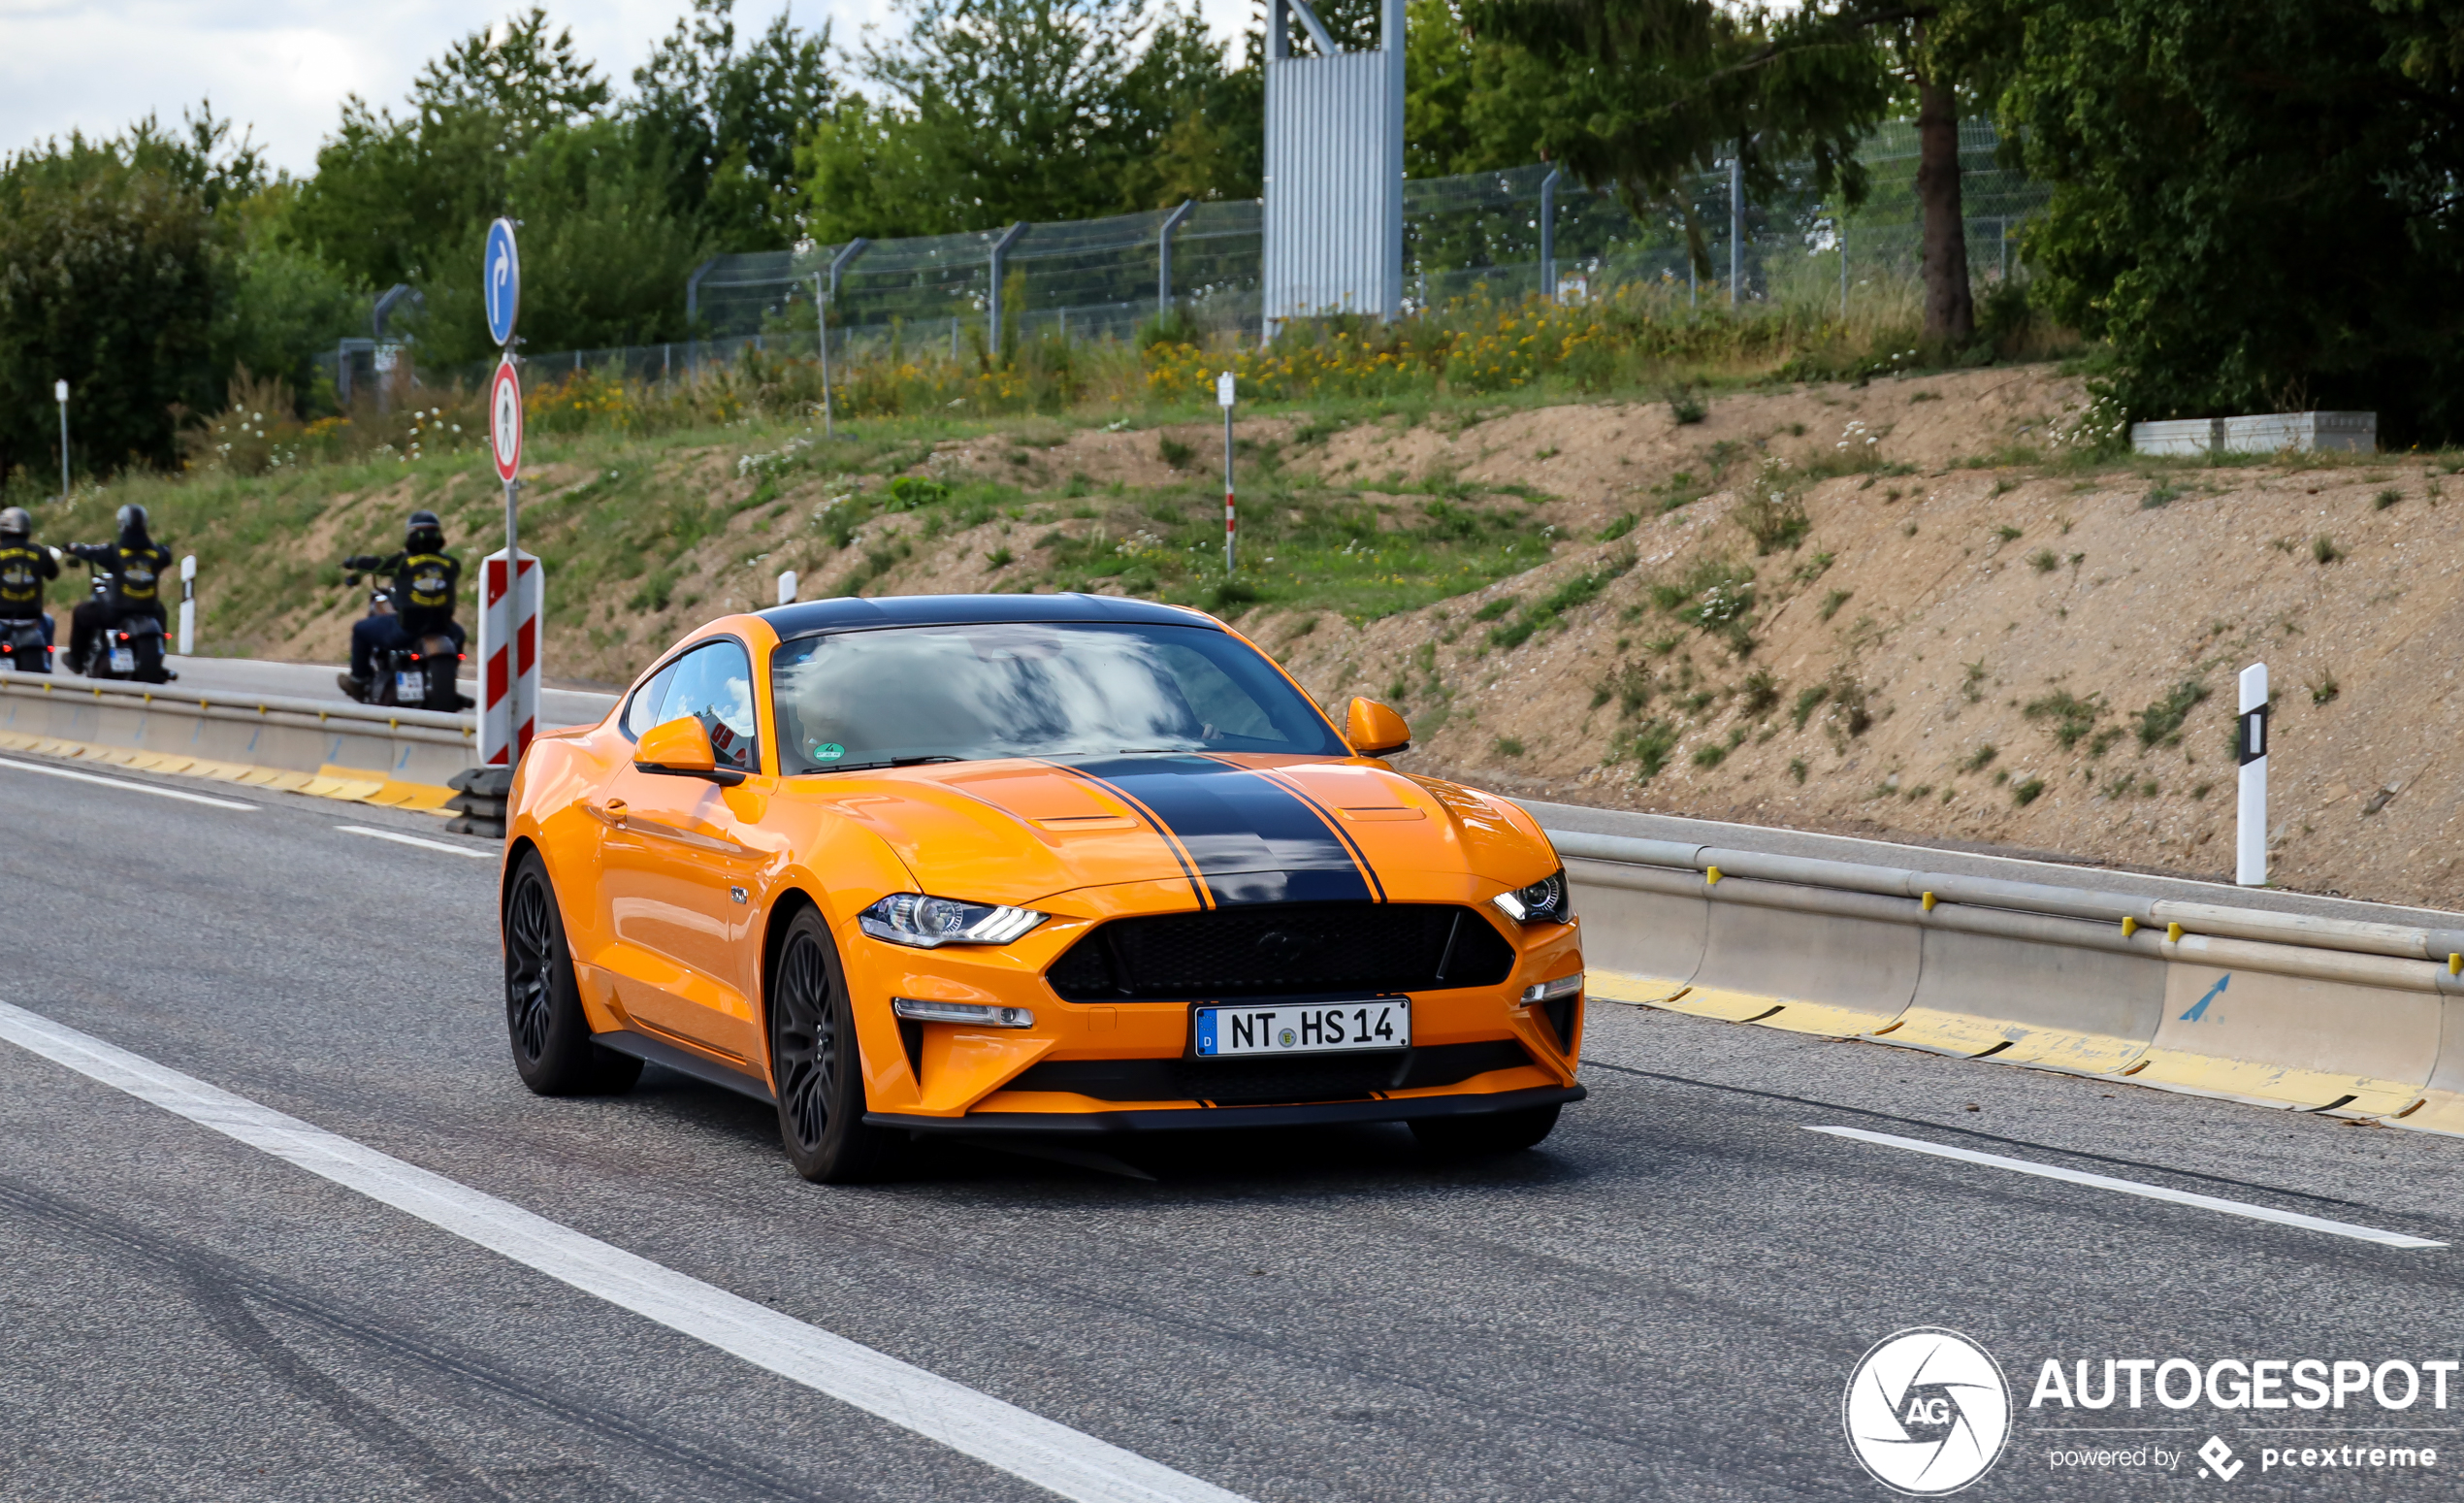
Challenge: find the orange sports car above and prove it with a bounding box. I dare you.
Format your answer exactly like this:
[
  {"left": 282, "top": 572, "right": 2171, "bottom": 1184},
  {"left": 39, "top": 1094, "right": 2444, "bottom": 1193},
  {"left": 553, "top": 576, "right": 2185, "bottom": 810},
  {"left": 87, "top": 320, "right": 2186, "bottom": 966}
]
[{"left": 499, "top": 594, "right": 1584, "bottom": 1180}]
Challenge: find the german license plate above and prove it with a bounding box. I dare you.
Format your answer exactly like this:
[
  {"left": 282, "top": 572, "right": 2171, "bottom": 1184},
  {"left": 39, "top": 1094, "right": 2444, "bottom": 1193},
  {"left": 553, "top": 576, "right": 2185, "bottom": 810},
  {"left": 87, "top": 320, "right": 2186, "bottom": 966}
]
[
  {"left": 1194, "top": 998, "right": 1409, "bottom": 1058},
  {"left": 396, "top": 670, "right": 425, "bottom": 701},
  {"left": 108, "top": 648, "right": 135, "bottom": 673}
]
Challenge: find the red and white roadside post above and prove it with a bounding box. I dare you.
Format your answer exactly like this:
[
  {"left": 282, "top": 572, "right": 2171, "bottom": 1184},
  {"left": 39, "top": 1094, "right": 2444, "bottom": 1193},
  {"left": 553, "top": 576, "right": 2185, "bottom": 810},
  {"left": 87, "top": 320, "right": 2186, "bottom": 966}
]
[
  {"left": 1217, "top": 371, "right": 1237, "bottom": 574},
  {"left": 482, "top": 350, "right": 540, "bottom": 767}
]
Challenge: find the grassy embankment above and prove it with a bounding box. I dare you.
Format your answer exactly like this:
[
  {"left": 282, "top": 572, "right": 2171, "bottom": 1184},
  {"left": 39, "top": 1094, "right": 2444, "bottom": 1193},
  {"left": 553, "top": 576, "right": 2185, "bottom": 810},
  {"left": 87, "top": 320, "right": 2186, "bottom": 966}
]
[{"left": 17, "top": 273, "right": 2077, "bottom": 682}]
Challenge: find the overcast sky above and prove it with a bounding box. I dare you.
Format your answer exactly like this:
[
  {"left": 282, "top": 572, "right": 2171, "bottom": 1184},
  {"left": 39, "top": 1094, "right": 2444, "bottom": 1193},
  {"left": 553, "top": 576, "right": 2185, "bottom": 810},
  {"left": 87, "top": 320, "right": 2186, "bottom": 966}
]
[{"left": 0, "top": 0, "right": 1255, "bottom": 177}]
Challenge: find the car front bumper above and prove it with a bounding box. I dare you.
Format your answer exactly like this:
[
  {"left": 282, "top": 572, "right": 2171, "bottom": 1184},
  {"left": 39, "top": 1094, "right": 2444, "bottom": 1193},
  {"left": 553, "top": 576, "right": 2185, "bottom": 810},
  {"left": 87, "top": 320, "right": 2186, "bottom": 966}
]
[{"left": 865, "top": 1081, "right": 1584, "bottom": 1135}]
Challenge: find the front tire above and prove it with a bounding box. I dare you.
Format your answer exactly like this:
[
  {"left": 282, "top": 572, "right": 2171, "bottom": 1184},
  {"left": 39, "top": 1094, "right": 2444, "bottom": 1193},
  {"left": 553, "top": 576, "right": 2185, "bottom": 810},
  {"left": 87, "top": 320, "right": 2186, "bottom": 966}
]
[
  {"left": 1410, "top": 1102, "right": 1561, "bottom": 1158},
  {"left": 503, "top": 852, "right": 642, "bottom": 1095},
  {"left": 768, "top": 906, "right": 903, "bottom": 1183}
]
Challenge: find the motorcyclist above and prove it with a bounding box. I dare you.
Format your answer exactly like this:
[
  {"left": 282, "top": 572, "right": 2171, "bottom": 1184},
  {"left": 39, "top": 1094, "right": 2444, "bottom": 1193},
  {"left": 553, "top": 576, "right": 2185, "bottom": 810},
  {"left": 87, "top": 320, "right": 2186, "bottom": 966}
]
[
  {"left": 0, "top": 507, "right": 61, "bottom": 670},
  {"left": 67, "top": 505, "right": 174, "bottom": 680},
  {"left": 340, "top": 508, "right": 466, "bottom": 702}
]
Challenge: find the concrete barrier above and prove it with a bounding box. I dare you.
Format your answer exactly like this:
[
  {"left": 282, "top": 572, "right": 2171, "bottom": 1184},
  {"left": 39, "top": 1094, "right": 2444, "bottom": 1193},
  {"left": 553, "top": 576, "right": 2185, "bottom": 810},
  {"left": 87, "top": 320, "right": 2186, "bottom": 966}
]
[
  {"left": 0, "top": 675, "right": 474, "bottom": 808},
  {"left": 1551, "top": 826, "right": 2464, "bottom": 1135}
]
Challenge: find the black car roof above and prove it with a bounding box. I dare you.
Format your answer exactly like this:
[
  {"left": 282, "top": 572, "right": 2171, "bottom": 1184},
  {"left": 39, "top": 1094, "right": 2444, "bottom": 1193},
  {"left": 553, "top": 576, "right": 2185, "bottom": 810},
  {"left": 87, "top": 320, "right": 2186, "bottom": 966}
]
[{"left": 759, "top": 592, "right": 1216, "bottom": 638}]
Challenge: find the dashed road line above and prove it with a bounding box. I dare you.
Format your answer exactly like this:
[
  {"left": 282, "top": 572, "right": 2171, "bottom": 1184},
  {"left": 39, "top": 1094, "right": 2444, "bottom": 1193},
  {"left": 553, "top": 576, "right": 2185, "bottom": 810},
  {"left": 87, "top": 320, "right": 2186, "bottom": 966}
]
[
  {"left": 1805, "top": 1125, "right": 2445, "bottom": 1250},
  {"left": 0, "top": 998, "right": 1253, "bottom": 1503},
  {"left": 337, "top": 824, "right": 495, "bottom": 859},
  {"left": 0, "top": 755, "right": 257, "bottom": 810}
]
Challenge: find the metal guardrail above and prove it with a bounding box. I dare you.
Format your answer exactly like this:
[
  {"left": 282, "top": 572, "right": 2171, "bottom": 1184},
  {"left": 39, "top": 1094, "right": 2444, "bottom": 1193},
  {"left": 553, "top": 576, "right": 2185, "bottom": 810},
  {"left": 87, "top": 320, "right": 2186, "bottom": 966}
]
[
  {"left": 0, "top": 673, "right": 476, "bottom": 791},
  {"left": 1549, "top": 831, "right": 2464, "bottom": 980},
  {"left": 1545, "top": 827, "right": 2464, "bottom": 1136}
]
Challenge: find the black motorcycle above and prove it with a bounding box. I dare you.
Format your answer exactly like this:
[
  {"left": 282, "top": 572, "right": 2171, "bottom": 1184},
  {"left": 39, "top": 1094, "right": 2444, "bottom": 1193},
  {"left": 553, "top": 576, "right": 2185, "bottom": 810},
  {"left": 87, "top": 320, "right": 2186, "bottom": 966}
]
[
  {"left": 0, "top": 615, "right": 49, "bottom": 672},
  {"left": 346, "top": 584, "right": 468, "bottom": 712},
  {"left": 78, "top": 562, "right": 169, "bottom": 683}
]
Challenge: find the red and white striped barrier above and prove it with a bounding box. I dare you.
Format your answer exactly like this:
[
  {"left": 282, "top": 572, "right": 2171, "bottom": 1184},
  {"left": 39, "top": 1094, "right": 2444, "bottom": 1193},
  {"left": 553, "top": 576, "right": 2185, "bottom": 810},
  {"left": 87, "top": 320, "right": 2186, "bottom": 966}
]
[{"left": 478, "top": 548, "right": 540, "bottom": 767}]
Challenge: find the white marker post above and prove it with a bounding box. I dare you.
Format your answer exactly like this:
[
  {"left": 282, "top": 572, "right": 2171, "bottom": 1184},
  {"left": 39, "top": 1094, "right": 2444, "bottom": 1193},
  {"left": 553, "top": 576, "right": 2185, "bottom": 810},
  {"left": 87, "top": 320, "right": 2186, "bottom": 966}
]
[
  {"left": 1216, "top": 371, "right": 1236, "bottom": 574},
  {"left": 177, "top": 555, "right": 196, "bottom": 656},
  {"left": 777, "top": 569, "right": 797, "bottom": 606},
  {"left": 2237, "top": 661, "right": 2269, "bottom": 886},
  {"left": 54, "top": 379, "right": 68, "bottom": 503}
]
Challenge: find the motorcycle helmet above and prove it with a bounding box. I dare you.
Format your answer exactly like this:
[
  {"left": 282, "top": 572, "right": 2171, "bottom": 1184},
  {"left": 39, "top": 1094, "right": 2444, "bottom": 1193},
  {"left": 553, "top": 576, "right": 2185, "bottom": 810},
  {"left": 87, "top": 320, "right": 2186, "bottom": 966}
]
[
  {"left": 0, "top": 506, "right": 29, "bottom": 540},
  {"left": 405, "top": 508, "right": 444, "bottom": 551},
  {"left": 115, "top": 503, "right": 149, "bottom": 540}
]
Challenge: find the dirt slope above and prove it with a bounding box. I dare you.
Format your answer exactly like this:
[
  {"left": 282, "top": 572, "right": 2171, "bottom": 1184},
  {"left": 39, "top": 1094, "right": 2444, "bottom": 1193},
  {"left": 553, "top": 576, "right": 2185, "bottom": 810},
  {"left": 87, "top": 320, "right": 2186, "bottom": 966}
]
[{"left": 203, "top": 365, "right": 2462, "bottom": 908}]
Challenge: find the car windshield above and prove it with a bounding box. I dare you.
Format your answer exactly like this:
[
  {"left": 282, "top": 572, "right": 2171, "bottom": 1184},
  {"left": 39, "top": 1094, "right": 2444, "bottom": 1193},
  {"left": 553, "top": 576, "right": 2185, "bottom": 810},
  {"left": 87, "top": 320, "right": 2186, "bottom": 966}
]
[{"left": 770, "top": 621, "right": 1348, "bottom": 773}]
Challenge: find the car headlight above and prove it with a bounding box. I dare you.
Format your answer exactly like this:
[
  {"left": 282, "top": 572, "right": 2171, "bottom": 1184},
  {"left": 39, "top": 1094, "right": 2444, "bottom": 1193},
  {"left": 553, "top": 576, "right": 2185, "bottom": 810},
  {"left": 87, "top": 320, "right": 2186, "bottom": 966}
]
[
  {"left": 859, "top": 893, "right": 1046, "bottom": 948},
  {"left": 1491, "top": 869, "right": 1571, "bottom": 925}
]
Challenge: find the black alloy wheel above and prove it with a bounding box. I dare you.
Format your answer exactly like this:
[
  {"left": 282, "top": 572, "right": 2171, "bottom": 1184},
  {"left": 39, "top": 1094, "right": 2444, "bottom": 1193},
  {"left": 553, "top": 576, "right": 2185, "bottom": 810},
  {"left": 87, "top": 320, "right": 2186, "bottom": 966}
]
[
  {"left": 768, "top": 906, "right": 902, "bottom": 1183},
  {"left": 503, "top": 852, "right": 642, "bottom": 1096}
]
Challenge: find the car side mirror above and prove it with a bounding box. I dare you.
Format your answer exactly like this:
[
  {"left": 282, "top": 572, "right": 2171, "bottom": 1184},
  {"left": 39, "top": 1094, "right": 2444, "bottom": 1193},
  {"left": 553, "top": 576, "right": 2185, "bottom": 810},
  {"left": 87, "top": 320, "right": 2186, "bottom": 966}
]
[
  {"left": 1345, "top": 697, "right": 1411, "bottom": 758},
  {"left": 635, "top": 715, "right": 745, "bottom": 786}
]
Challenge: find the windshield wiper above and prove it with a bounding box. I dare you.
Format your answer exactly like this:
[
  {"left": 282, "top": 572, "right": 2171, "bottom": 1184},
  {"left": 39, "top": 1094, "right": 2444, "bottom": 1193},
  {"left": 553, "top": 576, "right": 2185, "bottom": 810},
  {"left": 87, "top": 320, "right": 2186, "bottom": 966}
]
[{"left": 795, "top": 755, "right": 963, "bottom": 774}]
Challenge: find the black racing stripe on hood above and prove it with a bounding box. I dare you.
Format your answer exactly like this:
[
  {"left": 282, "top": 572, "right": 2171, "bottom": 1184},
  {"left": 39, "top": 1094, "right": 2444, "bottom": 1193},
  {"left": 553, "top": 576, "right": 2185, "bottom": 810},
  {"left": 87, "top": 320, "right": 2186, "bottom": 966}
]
[{"left": 1065, "top": 755, "right": 1374, "bottom": 906}]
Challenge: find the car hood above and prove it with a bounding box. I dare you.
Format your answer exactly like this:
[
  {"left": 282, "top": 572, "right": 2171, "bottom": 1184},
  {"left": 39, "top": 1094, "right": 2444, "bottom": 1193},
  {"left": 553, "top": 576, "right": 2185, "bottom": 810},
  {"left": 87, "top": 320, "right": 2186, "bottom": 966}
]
[{"left": 788, "top": 753, "right": 1553, "bottom": 909}]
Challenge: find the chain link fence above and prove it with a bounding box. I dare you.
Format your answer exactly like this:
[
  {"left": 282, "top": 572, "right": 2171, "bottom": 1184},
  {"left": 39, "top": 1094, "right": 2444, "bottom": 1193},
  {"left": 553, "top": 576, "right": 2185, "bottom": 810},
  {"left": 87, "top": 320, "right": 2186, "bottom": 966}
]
[{"left": 375, "top": 118, "right": 2046, "bottom": 397}]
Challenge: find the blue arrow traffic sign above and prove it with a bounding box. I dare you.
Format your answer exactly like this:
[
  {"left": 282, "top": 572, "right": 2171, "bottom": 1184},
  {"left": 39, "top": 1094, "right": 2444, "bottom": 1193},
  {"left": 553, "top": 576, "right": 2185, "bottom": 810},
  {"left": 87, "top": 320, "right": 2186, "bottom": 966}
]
[{"left": 484, "top": 218, "right": 520, "bottom": 346}]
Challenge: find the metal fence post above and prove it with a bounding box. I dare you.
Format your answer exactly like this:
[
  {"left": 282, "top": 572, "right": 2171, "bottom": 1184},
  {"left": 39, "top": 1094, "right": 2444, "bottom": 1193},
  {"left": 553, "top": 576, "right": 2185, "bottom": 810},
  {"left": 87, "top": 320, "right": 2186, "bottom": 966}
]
[
  {"left": 685, "top": 258, "right": 719, "bottom": 330},
  {"left": 1158, "top": 200, "right": 1194, "bottom": 321},
  {"left": 1729, "top": 148, "right": 1742, "bottom": 306},
  {"left": 814, "top": 274, "right": 834, "bottom": 440},
  {"left": 1839, "top": 218, "right": 1849, "bottom": 319},
  {"left": 1539, "top": 168, "right": 1560, "bottom": 302},
  {"left": 987, "top": 222, "right": 1028, "bottom": 361}
]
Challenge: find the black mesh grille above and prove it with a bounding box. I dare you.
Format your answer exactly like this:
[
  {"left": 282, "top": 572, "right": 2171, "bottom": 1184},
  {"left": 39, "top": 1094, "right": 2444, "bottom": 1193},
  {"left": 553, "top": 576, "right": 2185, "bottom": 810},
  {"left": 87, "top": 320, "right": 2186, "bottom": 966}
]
[
  {"left": 1008, "top": 1039, "right": 1536, "bottom": 1104},
  {"left": 1045, "top": 902, "right": 1516, "bottom": 1001}
]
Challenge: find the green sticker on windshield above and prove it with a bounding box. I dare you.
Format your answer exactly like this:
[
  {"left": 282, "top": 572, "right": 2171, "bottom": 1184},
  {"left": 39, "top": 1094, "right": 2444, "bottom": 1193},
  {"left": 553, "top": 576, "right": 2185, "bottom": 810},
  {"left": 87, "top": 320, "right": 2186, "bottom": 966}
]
[{"left": 812, "top": 741, "right": 846, "bottom": 762}]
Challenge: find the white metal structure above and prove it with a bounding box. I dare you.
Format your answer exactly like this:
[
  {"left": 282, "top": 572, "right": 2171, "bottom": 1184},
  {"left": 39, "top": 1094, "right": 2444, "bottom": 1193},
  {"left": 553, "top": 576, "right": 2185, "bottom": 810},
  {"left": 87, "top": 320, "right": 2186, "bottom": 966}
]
[{"left": 1260, "top": 0, "right": 1405, "bottom": 335}]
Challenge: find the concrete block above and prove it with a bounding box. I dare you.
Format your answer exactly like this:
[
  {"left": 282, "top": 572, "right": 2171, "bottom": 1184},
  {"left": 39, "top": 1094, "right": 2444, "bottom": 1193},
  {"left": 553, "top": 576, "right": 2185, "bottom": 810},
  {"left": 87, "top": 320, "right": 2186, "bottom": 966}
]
[
  {"left": 2129, "top": 418, "right": 2221, "bottom": 456},
  {"left": 2131, "top": 410, "right": 2377, "bottom": 456},
  {"left": 2221, "top": 410, "right": 2375, "bottom": 453}
]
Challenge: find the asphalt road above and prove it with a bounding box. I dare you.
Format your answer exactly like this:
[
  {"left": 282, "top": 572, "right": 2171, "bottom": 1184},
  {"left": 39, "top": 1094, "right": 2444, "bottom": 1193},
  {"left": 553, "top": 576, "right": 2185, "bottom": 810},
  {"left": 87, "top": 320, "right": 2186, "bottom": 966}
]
[
  {"left": 167, "top": 655, "right": 620, "bottom": 734},
  {"left": 4, "top": 751, "right": 2462, "bottom": 1501}
]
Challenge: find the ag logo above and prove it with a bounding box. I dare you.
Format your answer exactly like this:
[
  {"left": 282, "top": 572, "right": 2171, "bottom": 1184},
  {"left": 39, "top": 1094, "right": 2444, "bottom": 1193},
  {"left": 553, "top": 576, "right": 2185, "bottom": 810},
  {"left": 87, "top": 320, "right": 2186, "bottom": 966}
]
[{"left": 1843, "top": 1327, "right": 2011, "bottom": 1495}]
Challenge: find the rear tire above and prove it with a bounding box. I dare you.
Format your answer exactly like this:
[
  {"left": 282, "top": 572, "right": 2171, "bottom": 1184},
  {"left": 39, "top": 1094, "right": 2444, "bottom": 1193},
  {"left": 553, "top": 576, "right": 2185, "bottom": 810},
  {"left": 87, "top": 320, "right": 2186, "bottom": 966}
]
[
  {"left": 768, "top": 906, "right": 903, "bottom": 1183},
  {"left": 1410, "top": 1102, "right": 1561, "bottom": 1158},
  {"left": 503, "top": 852, "right": 642, "bottom": 1095}
]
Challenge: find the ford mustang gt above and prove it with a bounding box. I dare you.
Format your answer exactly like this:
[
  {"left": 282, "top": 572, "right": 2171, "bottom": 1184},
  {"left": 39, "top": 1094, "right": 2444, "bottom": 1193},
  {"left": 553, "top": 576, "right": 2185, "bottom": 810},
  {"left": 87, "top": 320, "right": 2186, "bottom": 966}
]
[{"left": 500, "top": 594, "right": 1584, "bottom": 1181}]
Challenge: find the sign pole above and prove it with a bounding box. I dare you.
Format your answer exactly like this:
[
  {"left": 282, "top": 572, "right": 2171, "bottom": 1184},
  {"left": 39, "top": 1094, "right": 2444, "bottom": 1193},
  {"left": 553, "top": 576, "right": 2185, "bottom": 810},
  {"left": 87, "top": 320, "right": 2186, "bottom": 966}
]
[
  {"left": 1217, "top": 371, "right": 1236, "bottom": 575},
  {"left": 178, "top": 555, "right": 196, "bottom": 657},
  {"left": 54, "top": 380, "right": 68, "bottom": 504},
  {"left": 2237, "top": 662, "right": 2269, "bottom": 886},
  {"left": 484, "top": 217, "right": 531, "bottom": 766}
]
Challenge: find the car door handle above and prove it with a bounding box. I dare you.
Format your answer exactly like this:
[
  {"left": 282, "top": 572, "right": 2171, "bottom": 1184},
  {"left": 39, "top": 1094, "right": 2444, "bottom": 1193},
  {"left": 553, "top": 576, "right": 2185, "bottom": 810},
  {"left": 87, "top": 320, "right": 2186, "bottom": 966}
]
[{"left": 587, "top": 798, "right": 628, "bottom": 827}]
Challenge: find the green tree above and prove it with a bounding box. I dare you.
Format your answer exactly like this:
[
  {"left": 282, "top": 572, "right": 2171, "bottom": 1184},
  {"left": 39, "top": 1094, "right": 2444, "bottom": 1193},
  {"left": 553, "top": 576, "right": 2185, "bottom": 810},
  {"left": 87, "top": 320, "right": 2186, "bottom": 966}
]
[
  {"left": 1462, "top": 0, "right": 2025, "bottom": 343},
  {"left": 632, "top": 0, "right": 837, "bottom": 251},
  {"left": 409, "top": 119, "right": 713, "bottom": 365},
  {"left": 1402, "top": 0, "right": 1566, "bottom": 177},
  {"left": 2000, "top": 0, "right": 2464, "bottom": 440},
  {"left": 798, "top": 0, "right": 1245, "bottom": 240},
  {"left": 1458, "top": 0, "right": 1888, "bottom": 274},
  {"left": 0, "top": 112, "right": 262, "bottom": 480},
  {"left": 290, "top": 8, "right": 614, "bottom": 291}
]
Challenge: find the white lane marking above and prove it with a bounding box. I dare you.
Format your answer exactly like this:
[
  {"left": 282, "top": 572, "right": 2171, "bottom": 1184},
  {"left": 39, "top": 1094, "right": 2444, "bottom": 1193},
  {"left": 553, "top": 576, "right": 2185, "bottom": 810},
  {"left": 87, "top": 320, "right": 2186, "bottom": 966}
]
[
  {"left": 1806, "top": 1126, "right": 2445, "bottom": 1250},
  {"left": 337, "top": 824, "right": 495, "bottom": 860},
  {"left": 0, "top": 755, "right": 257, "bottom": 810},
  {"left": 0, "top": 1000, "right": 1250, "bottom": 1503}
]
